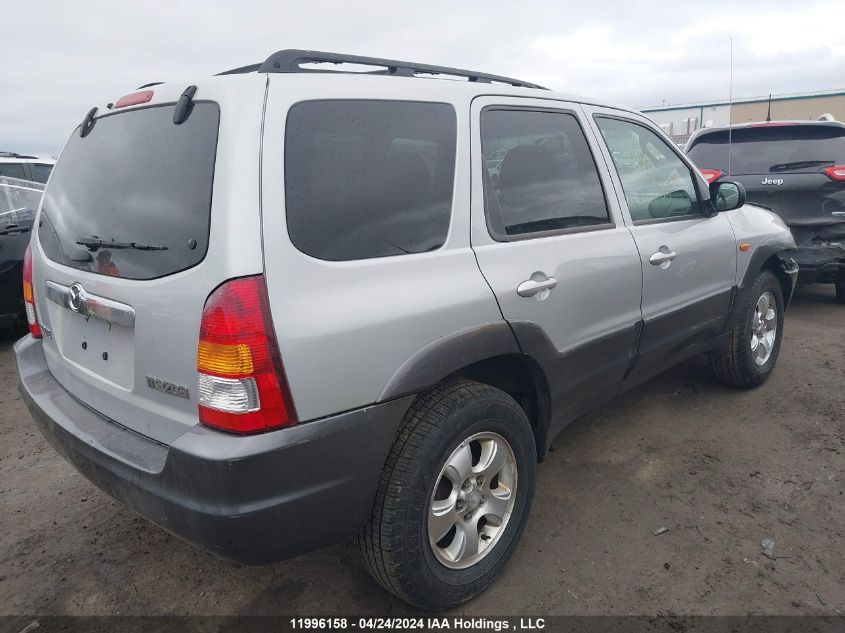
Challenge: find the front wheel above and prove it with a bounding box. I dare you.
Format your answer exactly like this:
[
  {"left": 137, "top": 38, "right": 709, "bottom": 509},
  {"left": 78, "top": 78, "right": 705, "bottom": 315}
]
[
  {"left": 835, "top": 279, "right": 845, "bottom": 304},
  {"left": 710, "top": 270, "right": 785, "bottom": 387},
  {"left": 358, "top": 380, "right": 536, "bottom": 610}
]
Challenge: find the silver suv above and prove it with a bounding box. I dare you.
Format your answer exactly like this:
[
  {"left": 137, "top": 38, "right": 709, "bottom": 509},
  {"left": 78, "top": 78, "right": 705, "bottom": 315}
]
[{"left": 15, "top": 50, "right": 798, "bottom": 609}]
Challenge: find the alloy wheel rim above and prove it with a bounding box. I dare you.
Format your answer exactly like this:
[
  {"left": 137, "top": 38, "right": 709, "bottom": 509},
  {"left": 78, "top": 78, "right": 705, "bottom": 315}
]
[
  {"left": 751, "top": 291, "right": 777, "bottom": 366},
  {"left": 428, "top": 431, "right": 518, "bottom": 570}
]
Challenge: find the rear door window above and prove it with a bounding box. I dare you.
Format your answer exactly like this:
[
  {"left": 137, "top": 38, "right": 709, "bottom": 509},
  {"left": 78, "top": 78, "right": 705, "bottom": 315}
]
[
  {"left": 687, "top": 125, "right": 845, "bottom": 174},
  {"left": 38, "top": 103, "right": 219, "bottom": 280},
  {"left": 481, "top": 108, "right": 611, "bottom": 239},
  {"left": 285, "top": 100, "right": 457, "bottom": 261}
]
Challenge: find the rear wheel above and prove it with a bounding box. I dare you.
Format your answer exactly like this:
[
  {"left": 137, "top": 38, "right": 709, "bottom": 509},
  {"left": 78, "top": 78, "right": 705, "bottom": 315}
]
[
  {"left": 835, "top": 279, "right": 845, "bottom": 303},
  {"left": 358, "top": 380, "right": 536, "bottom": 610},
  {"left": 710, "top": 270, "right": 785, "bottom": 387}
]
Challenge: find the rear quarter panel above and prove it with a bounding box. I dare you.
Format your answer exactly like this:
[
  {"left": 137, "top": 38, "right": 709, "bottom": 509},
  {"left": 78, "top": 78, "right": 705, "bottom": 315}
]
[
  {"left": 31, "top": 75, "right": 268, "bottom": 445},
  {"left": 260, "top": 76, "right": 504, "bottom": 422}
]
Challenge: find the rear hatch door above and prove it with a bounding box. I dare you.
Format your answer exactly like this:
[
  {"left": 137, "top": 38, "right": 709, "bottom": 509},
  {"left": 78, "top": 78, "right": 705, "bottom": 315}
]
[
  {"left": 31, "top": 77, "right": 267, "bottom": 444},
  {"left": 686, "top": 123, "right": 845, "bottom": 230}
]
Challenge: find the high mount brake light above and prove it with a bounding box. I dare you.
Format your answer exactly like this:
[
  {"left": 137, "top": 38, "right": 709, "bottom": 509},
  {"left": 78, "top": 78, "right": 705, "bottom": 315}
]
[
  {"left": 700, "top": 169, "right": 725, "bottom": 184},
  {"left": 114, "top": 90, "right": 154, "bottom": 108},
  {"left": 23, "top": 245, "right": 41, "bottom": 338},
  {"left": 197, "top": 275, "right": 297, "bottom": 433}
]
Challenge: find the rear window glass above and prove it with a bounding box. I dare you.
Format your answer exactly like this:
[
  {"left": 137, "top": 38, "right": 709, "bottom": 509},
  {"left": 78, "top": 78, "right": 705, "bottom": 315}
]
[
  {"left": 0, "top": 163, "right": 27, "bottom": 179},
  {"left": 38, "top": 103, "right": 219, "bottom": 280},
  {"left": 30, "top": 163, "right": 53, "bottom": 183},
  {"left": 687, "top": 125, "right": 845, "bottom": 175},
  {"left": 285, "top": 100, "right": 457, "bottom": 261}
]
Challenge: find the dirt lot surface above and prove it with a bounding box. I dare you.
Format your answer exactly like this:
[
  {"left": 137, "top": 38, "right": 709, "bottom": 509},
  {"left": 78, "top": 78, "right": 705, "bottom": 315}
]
[{"left": 0, "top": 285, "right": 842, "bottom": 617}]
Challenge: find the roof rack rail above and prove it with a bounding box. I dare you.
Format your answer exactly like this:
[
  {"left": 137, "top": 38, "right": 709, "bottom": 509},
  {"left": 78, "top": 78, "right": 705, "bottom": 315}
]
[
  {"left": 217, "top": 49, "right": 547, "bottom": 89},
  {"left": 0, "top": 151, "right": 38, "bottom": 159}
]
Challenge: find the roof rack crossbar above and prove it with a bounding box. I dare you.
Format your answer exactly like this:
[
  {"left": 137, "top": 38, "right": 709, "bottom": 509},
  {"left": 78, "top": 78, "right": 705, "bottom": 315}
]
[{"left": 217, "top": 49, "right": 547, "bottom": 89}]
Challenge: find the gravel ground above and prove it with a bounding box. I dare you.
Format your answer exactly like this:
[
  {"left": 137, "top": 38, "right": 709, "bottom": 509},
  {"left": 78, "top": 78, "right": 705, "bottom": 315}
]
[{"left": 0, "top": 285, "right": 842, "bottom": 617}]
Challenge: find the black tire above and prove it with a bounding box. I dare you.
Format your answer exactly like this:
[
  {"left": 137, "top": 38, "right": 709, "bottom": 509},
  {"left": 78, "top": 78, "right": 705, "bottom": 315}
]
[
  {"left": 358, "top": 380, "right": 536, "bottom": 610},
  {"left": 709, "top": 270, "right": 785, "bottom": 388},
  {"left": 835, "top": 279, "right": 845, "bottom": 304}
]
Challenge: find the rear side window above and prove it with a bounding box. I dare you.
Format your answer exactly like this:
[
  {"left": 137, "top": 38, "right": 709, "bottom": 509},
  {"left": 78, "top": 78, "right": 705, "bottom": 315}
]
[
  {"left": 481, "top": 108, "right": 610, "bottom": 239},
  {"left": 0, "top": 163, "right": 27, "bottom": 180},
  {"left": 285, "top": 100, "right": 457, "bottom": 261},
  {"left": 687, "top": 125, "right": 845, "bottom": 175},
  {"left": 38, "top": 103, "right": 219, "bottom": 280}
]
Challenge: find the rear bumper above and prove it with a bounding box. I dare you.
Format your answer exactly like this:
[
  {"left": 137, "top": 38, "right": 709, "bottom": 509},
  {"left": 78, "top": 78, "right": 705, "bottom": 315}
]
[
  {"left": 14, "top": 335, "right": 412, "bottom": 565},
  {"left": 793, "top": 243, "right": 845, "bottom": 285}
]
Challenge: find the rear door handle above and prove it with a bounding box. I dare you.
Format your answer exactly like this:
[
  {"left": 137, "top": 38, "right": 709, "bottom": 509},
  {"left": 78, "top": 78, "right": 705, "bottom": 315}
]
[
  {"left": 517, "top": 274, "right": 558, "bottom": 297},
  {"left": 649, "top": 247, "right": 677, "bottom": 267}
]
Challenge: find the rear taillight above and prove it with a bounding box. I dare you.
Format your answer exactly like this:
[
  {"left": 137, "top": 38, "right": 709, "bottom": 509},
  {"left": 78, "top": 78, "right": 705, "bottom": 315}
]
[
  {"left": 700, "top": 169, "right": 725, "bottom": 184},
  {"left": 22, "top": 245, "right": 41, "bottom": 339},
  {"left": 822, "top": 165, "right": 845, "bottom": 182},
  {"left": 197, "top": 275, "right": 297, "bottom": 433}
]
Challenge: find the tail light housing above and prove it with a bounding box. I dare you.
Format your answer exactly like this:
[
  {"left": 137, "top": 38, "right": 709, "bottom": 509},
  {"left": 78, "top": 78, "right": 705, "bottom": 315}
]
[
  {"left": 22, "top": 245, "right": 42, "bottom": 338},
  {"left": 700, "top": 169, "right": 725, "bottom": 184},
  {"left": 197, "top": 275, "right": 297, "bottom": 433},
  {"left": 822, "top": 165, "right": 845, "bottom": 182}
]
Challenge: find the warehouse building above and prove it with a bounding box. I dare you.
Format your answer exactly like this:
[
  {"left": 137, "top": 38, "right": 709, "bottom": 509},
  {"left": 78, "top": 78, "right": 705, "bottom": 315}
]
[{"left": 641, "top": 88, "right": 845, "bottom": 145}]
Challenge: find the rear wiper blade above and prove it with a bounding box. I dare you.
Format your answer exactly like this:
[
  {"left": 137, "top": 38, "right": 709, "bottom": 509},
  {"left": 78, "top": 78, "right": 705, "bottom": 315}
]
[
  {"left": 76, "top": 236, "right": 168, "bottom": 251},
  {"left": 0, "top": 224, "right": 31, "bottom": 235},
  {"left": 769, "top": 160, "right": 834, "bottom": 173}
]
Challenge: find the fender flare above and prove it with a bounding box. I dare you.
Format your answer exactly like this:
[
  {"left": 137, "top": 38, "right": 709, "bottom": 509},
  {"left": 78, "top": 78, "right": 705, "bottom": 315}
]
[
  {"left": 377, "top": 321, "right": 521, "bottom": 402},
  {"left": 740, "top": 240, "right": 799, "bottom": 308}
]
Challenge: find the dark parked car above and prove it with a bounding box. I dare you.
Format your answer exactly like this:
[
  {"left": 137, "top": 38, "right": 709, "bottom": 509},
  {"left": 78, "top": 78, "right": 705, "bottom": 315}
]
[
  {"left": 0, "top": 176, "right": 43, "bottom": 328},
  {"left": 686, "top": 120, "right": 845, "bottom": 301}
]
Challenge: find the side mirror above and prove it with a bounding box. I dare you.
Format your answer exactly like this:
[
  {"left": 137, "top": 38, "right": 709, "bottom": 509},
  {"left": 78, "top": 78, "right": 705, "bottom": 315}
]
[{"left": 708, "top": 181, "right": 746, "bottom": 213}]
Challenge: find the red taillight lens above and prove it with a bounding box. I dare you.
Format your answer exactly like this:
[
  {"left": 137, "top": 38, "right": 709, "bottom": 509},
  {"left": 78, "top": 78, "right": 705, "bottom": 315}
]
[
  {"left": 822, "top": 165, "right": 845, "bottom": 182},
  {"left": 197, "top": 275, "right": 297, "bottom": 433},
  {"left": 22, "top": 245, "right": 41, "bottom": 339},
  {"left": 114, "top": 90, "right": 154, "bottom": 108},
  {"left": 700, "top": 169, "right": 725, "bottom": 184}
]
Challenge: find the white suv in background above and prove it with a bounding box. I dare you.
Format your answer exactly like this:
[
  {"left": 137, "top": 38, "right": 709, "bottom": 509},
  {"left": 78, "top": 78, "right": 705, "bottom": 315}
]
[{"left": 0, "top": 152, "right": 55, "bottom": 183}]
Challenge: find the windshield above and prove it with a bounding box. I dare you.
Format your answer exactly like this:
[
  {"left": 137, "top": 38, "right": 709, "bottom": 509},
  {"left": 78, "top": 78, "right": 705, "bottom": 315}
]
[
  {"left": 0, "top": 177, "right": 44, "bottom": 228},
  {"left": 38, "top": 102, "right": 220, "bottom": 280},
  {"left": 687, "top": 124, "right": 845, "bottom": 175}
]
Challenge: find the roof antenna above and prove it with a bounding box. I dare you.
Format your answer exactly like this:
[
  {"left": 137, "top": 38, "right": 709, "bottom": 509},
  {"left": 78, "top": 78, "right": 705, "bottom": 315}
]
[
  {"left": 728, "top": 37, "right": 733, "bottom": 179},
  {"left": 765, "top": 93, "right": 773, "bottom": 122}
]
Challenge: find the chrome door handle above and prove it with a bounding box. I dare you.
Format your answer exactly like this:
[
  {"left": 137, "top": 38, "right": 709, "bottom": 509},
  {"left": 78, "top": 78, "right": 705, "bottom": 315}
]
[
  {"left": 649, "top": 248, "right": 677, "bottom": 266},
  {"left": 517, "top": 275, "right": 558, "bottom": 297}
]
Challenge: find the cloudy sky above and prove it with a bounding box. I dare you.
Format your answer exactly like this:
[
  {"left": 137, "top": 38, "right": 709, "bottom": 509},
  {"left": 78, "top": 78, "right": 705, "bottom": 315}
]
[{"left": 4, "top": 0, "right": 845, "bottom": 156}]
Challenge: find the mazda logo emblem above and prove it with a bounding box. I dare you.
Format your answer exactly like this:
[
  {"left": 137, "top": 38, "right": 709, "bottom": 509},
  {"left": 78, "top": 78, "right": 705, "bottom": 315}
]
[{"left": 68, "top": 283, "right": 84, "bottom": 313}]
